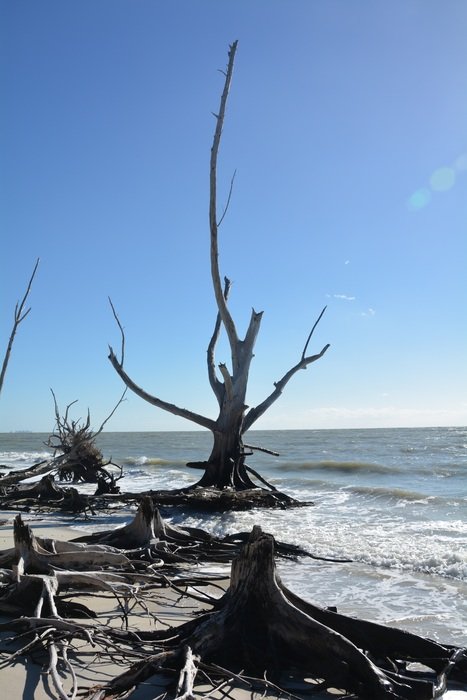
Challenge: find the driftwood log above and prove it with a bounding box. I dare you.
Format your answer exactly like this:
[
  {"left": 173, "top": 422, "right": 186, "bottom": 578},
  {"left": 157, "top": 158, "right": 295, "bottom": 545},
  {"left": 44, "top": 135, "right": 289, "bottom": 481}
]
[
  {"left": 0, "top": 473, "right": 91, "bottom": 513},
  {"left": 0, "top": 458, "right": 53, "bottom": 488}
]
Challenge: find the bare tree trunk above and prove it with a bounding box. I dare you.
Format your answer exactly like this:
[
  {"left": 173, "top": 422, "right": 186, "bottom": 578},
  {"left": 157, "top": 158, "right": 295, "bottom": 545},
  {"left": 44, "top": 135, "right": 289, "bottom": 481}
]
[{"left": 196, "top": 422, "right": 254, "bottom": 490}]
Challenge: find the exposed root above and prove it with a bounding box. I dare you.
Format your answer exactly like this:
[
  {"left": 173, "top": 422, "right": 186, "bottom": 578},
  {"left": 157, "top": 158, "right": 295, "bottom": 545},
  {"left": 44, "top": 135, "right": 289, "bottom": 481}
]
[
  {"left": 1, "top": 516, "right": 465, "bottom": 700},
  {"left": 71, "top": 496, "right": 314, "bottom": 563},
  {"left": 81, "top": 526, "right": 467, "bottom": 700}
]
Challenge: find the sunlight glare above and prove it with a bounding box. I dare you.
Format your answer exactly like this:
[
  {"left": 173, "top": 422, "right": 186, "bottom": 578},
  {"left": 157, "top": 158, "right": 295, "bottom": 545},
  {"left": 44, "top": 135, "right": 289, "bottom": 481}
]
[
  {"left": 407, "top": 188, "right": 431, "bottom": 211},
  {"left": 430, "top": 167, "right": 456, "bottom": 191}
]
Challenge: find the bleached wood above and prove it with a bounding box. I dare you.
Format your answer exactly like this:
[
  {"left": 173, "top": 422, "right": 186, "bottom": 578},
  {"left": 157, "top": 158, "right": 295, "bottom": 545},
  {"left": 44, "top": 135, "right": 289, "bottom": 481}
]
[{"left": 0, "top": 258, "right": 39, "bottom": 396}]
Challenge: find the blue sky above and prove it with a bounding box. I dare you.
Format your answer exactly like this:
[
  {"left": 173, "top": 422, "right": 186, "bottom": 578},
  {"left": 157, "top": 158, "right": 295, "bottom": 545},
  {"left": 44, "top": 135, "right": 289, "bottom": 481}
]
[{"left": 1, "top": 1, "right": 466, "bottom": 433}]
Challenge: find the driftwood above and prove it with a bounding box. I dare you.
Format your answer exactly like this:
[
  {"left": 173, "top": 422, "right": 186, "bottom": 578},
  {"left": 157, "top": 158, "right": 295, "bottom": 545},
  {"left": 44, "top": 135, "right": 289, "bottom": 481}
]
[
  {"left": 0, "top": 515, "right": 137, "bottom": 623},
  {"left": 0, "top": 391, "right": 126, "bottom": 510},
  {"left": 2, "top": 474, "right": 64, "bottom": 503},
  {"left": 0, "top": 515, "right": 228, "bottom": 699},
  {"left": 0, "top": 459, "right": 54, "bottom": 488},
  {"left": 71, "top": 496, "right": 319, "bottom": 563},
  {"left": 135, "top": 485, "right": 311, "bottom": 510},
  {"left": 0, "top": 473, "right": 91, "bottom": 514},
  {"left": 81, "top": 526, "right": 467, "bottom": 700},
  {"left": 0, "top": 520, "right": 465, "bottom": 699},
  {"left": 44, "top": 388, "right": 125, "bottom": 490}
]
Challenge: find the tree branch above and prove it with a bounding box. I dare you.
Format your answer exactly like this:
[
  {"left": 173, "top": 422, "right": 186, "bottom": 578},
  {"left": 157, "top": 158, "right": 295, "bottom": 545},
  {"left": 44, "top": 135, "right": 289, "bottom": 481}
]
[
  {"left": 240, "top": 308, "right": 263, "bottom": 363},
  {"left": 210, "top": 42, "right": 240, "bottom": 362},
  {"left": 94, "top": 388, "right": 128, "bottom": 437},
  {"left": 108, "top": 347, "right": 217, "bottom": 432},
  {"left": 109, "top": 287, "right": 217, "bottom": 432},
  {"left": 108, "top": 297, "right": 125, "bottom": 365},
  {"left": 218, "top": 363, "right": 234, "bottom": 401},
  {"left": 0, "top": 258, "right": 39, "bottom": 396},
  {"left": 243, "top": 343, "right": 330, "bottom": 432},
  {"left": 207, "top": 277, "right": 231, "bottom": 405},
  {"left": 217, "top": 170, "right": 237, "bottom": 228},
  {"left": 243, "top": 444, "right": 280, "bottom": 457},
  {"left": 301, "top": 305, "right": 327, "bottom": 361},
  {"left": 242, "top": 306, "right": 330, "bottom": 432}
]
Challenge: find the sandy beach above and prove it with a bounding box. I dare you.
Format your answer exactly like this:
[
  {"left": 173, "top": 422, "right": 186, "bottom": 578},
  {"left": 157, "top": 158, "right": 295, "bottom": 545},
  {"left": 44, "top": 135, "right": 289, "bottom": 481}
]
[
  {"left": 1, "top": 509, "right": 374, "bottom": 700},
  {"left": 0, "top": 513, "right": 234, "bottom": 700},
  {"left": 1, "top": 502, "right": 467, "bottom": 700}
]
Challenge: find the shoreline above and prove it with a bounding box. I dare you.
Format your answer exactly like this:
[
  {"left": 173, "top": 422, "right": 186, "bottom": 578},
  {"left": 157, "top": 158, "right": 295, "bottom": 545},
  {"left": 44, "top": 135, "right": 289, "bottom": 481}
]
[{"left": 1, "top": 511, "right": 467, "bottom": 699}]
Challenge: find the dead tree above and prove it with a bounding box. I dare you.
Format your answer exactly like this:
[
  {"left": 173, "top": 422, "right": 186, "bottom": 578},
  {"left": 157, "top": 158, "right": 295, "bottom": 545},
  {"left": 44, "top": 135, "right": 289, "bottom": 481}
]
[
  {"left": 0, "top": 258, "right": 39, "bottom": 397},
  {"left": 109, "top": 42, "right": 329, "bottom": 498},
  {"left": 44, "top": 389, "right": 126, "bottom": 492}
]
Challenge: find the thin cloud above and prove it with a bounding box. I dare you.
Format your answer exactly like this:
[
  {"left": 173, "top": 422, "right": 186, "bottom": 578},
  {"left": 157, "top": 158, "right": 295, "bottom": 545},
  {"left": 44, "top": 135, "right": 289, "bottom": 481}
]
[
  {"left": 361, "top": 307, "right": 376, "bottom": 317},
  {"left": 331, "top": 294, "right": 356, "bottom": 301}
]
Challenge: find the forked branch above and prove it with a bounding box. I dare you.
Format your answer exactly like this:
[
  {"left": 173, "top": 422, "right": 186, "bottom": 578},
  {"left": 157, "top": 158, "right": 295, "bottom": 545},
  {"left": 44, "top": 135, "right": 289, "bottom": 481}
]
[
  {"left": 108, "top": 301, "right": 217, "bottom": 432},
  {"left": 301, "top": 305, "right": 327, "bottom": 360},
  {"left": 243, "top": 308, "right": 330, "bottom": 432},
  {"left": 207, "top": 277, "right": 232, "bottom": 405},
  {"left": 0, "top": 258, "right": 39, "bottom": 396}
]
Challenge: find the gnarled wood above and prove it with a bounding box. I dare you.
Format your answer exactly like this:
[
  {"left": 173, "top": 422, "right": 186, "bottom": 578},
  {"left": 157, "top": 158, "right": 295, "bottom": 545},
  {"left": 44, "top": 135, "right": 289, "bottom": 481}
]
[
  {"left": 70, "top": 496, "right": 313, "bottom": 562},
  {"left": 45, "top": 389, "right": 125, "bottom": 491},
  {"left": 83, "top": 526, "right": 467, "bottom": 700},
  {"left": 12, "top": 514, "right": 130, "bottom": 574}
]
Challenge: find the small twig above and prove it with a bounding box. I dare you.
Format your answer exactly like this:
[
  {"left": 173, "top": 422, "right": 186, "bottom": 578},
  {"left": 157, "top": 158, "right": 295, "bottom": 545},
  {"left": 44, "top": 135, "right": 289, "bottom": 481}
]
[
  {"left": 301, "top": 305, "right": 327, "bottom": 361},
  {"left": 217, "top": 169, "right": 237, "bottom": 227},
  {"left": 94, "top": 388, "right": 127, "bottom": 437},
  {"left": 108, "top": 296, "right": 125, "bottom": 366}
]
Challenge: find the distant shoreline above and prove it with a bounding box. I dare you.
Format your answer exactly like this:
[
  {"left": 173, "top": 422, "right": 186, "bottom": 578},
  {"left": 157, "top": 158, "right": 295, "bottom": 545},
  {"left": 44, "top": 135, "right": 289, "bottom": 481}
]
[{"left": 3, "top": 424, "right": 466, "bottom": 435}]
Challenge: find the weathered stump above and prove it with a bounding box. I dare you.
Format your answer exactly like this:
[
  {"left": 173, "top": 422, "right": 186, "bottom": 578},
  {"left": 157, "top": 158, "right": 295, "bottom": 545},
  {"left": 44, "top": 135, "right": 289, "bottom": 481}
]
[
  {"left": 71, "top": 496, "right": 316, "bottom": 563},
  {"left": 84, "top": 526, "right": 467, "bottom": 700}
]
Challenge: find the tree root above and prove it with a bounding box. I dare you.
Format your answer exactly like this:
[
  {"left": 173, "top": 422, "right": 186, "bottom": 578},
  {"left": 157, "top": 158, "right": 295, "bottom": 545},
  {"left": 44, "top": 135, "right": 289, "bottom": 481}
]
[
  {"left": 148, "top": 485, "right": 311, "bottom": 510},
  {"left": 81, "top": 526, "right": 467, "bottom": 700},
  {"left": 1, "top": 517, "right": 465, "bottom": 700},
  {"left": 71, "top": 496, "right": 316, "bottom": 563}
]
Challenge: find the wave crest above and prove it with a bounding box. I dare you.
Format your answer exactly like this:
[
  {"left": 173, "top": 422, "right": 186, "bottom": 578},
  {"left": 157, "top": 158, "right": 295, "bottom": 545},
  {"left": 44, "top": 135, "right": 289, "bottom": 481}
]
[{"left": 280, "top": 460, "right": 399, "bottom": 475}]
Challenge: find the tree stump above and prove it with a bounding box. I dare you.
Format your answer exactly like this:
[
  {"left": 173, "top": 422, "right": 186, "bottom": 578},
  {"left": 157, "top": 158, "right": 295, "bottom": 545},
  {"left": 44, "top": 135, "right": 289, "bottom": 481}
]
[{"left": 85, "top": 526, "right": 467, "bottom": 700}]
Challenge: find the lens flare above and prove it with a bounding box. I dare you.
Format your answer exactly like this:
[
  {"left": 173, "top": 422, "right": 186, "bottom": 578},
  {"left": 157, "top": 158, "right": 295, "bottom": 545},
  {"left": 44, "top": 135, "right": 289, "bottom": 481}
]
[
  {"left": 407, "top": 188, "right": 431, "bottom": 211},
  {"left": 430, "top": 167, "right": 456, "bottom": 192}
]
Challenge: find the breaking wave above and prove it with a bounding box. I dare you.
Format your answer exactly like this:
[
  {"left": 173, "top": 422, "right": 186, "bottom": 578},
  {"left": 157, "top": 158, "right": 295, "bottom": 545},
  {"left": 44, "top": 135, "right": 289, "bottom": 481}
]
[
  {"left": 279, "top": 460, "right": 401, "bottom": 475},
  {"left": 123, "top": 456, "right": 180, "bottom": 467}
]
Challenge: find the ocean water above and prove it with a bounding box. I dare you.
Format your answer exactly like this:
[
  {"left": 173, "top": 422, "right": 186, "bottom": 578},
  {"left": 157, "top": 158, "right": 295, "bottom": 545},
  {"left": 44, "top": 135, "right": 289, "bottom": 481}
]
[{"left": 1, "top": 426, "right": 466, "bottom": 649}]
